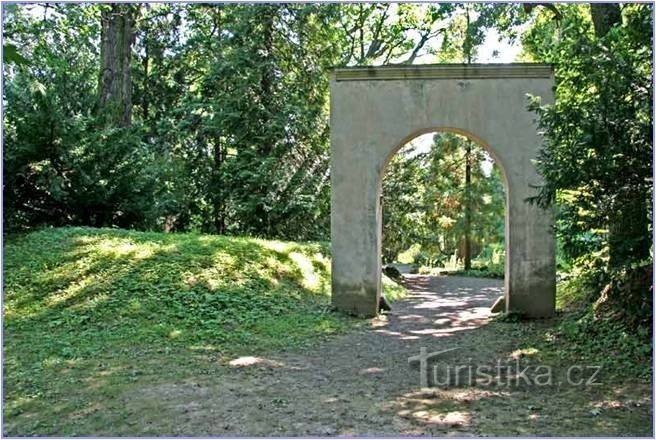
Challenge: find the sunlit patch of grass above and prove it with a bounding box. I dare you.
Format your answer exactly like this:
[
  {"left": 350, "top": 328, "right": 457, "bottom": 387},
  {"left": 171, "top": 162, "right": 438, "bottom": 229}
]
[
  {"left": 95, "top": 239, "right": 156, "bottom": 260},
  {"left": 555, "top": 270, "right": 591, "bottom": 311},
  {"left": 509, "top": 347, "right": 539, "bottom": 359},
  {"left": 289, "top": 251, "right": 321, "bottom": 292},
  {"left": 382, "top": 274, "right": 407, "bottom": 302},
  {"left": 2, "top": 226, "right": 407, "bottom": 435}
]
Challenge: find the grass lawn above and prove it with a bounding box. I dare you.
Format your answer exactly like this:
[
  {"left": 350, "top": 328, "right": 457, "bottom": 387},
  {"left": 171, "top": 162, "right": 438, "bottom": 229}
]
[
  {"left": 3, "top": 227, "right": 650, "bottom": 436},
  {"left": 3, "top": 227, "right": 404, "bottom": 435}
]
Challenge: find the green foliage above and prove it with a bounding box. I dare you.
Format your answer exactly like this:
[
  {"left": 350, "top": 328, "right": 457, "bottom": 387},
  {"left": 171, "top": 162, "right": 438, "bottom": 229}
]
[
  {"left": 550, "top": 313, "right": 652, "bottom": 379},
  {"left": 417, "top": 242, "right": 504, "bottom": 278},
  {"left": 538, "top": 275, "right": 652, "bottom": 379},
  {"left": 472, "top": 242, "right": 505, "bottom": 275},
  {"left": 491, "top": 271, "right": 651, "bottom": 380},
  {"left": 4, "top": 226, "right": 404, "bottom": 351},
  {"left": 335, "top": 3, "right": 458, "bottom": 65},
  {"left": 381, "top": 274, "right": 406, "bottom": 303},
  {"left": 3, "top": 5, "right": 161, "bottom": 230},
  {"left": 4, "top": 4, "right": 338, "bottom": 239},
  {"left": 4, "top": 228, "right": 329, "bottom": 350},
  {"left": 4, "top": 227, "right": 406, "bottom": 432},
  {"left": 3, "top": 43, "right": 28, "bottom": 65},
  {"left": 4, "top": 3, "right": 509, "bottom": 240},
  {"left": 523, "top": 3, "right": 653, "bottom": 324},
  {"left": 396, "top": 243, "right": 422, "bottom": 265},
  {"left": 3, "top": 3, "right": 652, "bottom": 377},
  {"left": 382, "top": 133, "right": 505, "bottom": 266},
  {"left": 158, "top": 5, "right": 337, "bottom": 238}
]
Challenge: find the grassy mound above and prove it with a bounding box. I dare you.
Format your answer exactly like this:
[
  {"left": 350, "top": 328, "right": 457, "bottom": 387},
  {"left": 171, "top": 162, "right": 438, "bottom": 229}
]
[
  {"left": 4, "top": 227, "right": 405, "bottom": 430},
  {"left": 5, "top": 227, "right": 405, "bottom": 352}
]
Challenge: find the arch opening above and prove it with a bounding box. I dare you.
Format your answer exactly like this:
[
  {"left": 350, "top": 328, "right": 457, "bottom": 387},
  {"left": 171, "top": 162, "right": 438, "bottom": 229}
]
[
  {"left": 379, "top": 130, "right": 508, "bottom": 307},
  {"left": 380, "top": 126, "right": 510, "bottom": 190}
]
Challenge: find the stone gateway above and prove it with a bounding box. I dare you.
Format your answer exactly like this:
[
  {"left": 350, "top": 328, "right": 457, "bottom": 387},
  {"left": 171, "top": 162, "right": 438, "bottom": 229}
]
[{"left": 330, "top": 64, "right": 556, "bottom": 318}]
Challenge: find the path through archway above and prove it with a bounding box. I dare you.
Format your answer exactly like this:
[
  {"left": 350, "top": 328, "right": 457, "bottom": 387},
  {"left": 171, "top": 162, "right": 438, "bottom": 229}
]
[
  {"left": 382, "top": 131, "right": 506, "bottom": 285},
  {"left": 330, "top": 64, "right": 556, "bottom": 318}
]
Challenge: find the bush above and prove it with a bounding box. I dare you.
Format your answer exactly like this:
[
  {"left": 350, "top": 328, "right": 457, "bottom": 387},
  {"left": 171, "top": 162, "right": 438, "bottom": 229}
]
[
  {"left": 544, "top": 268, "right": 653, "bottom": 379},
  {"left": 396, "top": 243, "right": 422, "bottom": 264}
]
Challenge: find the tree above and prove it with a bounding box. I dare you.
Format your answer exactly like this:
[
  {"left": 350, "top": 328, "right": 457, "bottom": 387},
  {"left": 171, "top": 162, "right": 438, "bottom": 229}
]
[
  {"left": 382, "top": 133, "right": 505, "bottom": 266},
  {"left": 524, "top": 3, "right": 652, "bottom": 324},
  {"left": 589, "top": 3, "right": 621, "bottom": 37},
  {"left": 2, "top": 3, "right": 516, "bottom": 243},
  {"left": 335, "top": 3, "right": 456, "bottom": 66},
  {"left": 97, "top": 4, "right": 138, "bottom": 127},
  {"left": 382, "top": 145, "right": 427, "bottom": 262},
  {"left": 3, "top": 4, "right": 161, "bottom": 229}
]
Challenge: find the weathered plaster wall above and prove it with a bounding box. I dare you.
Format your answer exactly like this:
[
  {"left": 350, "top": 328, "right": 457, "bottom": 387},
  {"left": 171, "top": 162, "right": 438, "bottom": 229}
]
[{"left": 330, "top": 64, "right": 556, "bottom": 318}]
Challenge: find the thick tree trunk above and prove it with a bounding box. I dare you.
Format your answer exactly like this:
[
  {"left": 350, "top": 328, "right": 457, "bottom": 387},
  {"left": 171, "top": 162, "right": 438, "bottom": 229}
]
[
  {"left": 589, "top": 3, "right": 622, "bottom": 38},
  {"left": 254, "top": 6, "right": 277, "bottom": 235},
  {"left": 98, "top": 4, "right": 137, "bottom": 127}
]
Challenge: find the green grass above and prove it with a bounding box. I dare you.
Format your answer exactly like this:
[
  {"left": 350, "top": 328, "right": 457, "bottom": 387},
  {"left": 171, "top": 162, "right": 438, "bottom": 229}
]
[
  {"left": 417, "top": 266, "right": 504, "bottom": 279},
  {"left": 3, "top": 227, "right": 405, "bottom": 434},
  {"left": 546, "top": 275, "right": 651, "bottom": 379},
  {"left": 381, "top": 272, "right": 407, "bottom": 302},
  {"left": 493, "top": 274, "right": 652, "bottom": 381}
]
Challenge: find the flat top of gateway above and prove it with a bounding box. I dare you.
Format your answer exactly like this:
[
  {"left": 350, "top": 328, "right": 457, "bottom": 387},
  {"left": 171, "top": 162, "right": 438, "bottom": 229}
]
[{"left": 332, "top": 63, "right": 554, "bottom": 81}]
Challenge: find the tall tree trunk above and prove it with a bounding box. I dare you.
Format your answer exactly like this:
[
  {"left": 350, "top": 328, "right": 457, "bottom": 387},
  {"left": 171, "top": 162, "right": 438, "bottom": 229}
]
[
  {"left": 212, "top": 9, "right": 226, "bottom": 235},
  {"left": 141, "top": 19, "right": 150, "bottom": 121},
  {"left": 255, "top": 6, "right": 277, "bottom": 235},
  {"left": 589, "top": 3, "right": 622, "bottom": 38},
  {"left": 464, "top": 141, "right": 472, "bottom": 271},
  {"left": 98, "top": 4, "right": 137, "bottom": 127},
  {"left": 462, "top": 6, "right": 473, "bottom": 271}
]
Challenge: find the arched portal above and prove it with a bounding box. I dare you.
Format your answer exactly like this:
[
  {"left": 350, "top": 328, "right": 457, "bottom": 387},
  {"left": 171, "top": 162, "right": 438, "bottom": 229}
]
[
  {"left": 330, "top": 64, "right": 556, "bottom": 318},
  {"left": 381, "top": 129, "right": 507, "bottom": 274}
]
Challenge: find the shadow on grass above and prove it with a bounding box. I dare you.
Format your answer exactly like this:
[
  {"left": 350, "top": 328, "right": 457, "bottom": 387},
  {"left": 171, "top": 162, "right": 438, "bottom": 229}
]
[
  {"left": 5, "top": 227, "right": 334, "bottom": 329},
  {"left": 3, "top": 227, "right": 349, "bottom": 434},
  {"left": 4, "top": 233, "right": 651, "bottom": 436}
]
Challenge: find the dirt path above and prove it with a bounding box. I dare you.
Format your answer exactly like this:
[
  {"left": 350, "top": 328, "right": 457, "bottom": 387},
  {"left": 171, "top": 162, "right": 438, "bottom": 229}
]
[{"left": 120, "top": 275, "right": 652, "bottom": 436}]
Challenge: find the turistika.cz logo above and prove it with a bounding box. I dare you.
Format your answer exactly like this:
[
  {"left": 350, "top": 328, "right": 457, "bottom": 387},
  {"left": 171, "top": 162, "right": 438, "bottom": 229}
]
[{"left": 408, "top": 346, "right": 602, "bottom": 388}]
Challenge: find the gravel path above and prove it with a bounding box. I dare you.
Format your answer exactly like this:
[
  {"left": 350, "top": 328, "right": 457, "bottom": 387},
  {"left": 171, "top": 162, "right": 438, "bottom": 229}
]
[{"left": 120, "top": 275, "right": 652, "bottom": 436}]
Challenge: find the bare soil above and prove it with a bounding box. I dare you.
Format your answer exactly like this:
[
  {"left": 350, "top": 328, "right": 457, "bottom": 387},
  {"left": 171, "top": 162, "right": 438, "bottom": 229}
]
[{"left": 115, "top": 275, "right": 653, "bottom": 436}]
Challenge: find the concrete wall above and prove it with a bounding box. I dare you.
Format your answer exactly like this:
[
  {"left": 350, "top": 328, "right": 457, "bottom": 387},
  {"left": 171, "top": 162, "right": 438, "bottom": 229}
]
[{"left": 330, "top": 64, "right": 556, "bottom": 318}]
